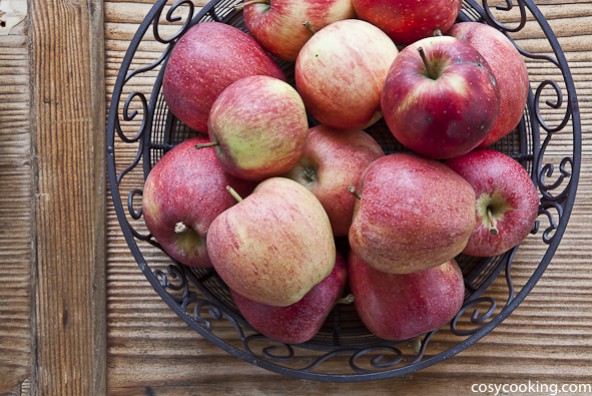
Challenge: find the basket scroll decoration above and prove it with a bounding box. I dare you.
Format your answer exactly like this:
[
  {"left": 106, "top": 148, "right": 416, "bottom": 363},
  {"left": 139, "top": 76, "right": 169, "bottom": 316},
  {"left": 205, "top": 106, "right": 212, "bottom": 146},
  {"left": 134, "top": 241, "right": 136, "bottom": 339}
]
[{"left": 106, "top": 0, "right": 581, "bottom": 382}]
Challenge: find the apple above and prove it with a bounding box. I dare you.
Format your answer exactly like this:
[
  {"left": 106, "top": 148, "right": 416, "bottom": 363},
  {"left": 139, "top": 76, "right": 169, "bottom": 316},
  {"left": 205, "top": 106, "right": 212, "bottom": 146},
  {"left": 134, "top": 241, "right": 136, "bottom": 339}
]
[
  {"left": 205, "top": 75, "right": 309, "bottom": 181},
  {"left": 352, "top": 0, "right": 462, "bottom": 45},
  {"left": 231, "top": 251, "right": 347, "bottom": 344},
  {"left": 241, "top": 0, "right": 356, "bottom": 62},
  {"left": 348, "top": 252, "right": 465, "bottom": 341},
  {"left": 381, "top": 35, "right": 501, "bottom": 159},
  {"left": 142, "top": 136, "right": 256, "bottom": 268},
  {"left": 207, "top": 177, "right": 336, "bottom": 307},
  {"left": 450, "top": 22, "right": 530, "bottom": 148},
  {"left": 349, "top": 153, "right": 476, "bottom": 274},
  {"left": 445, "top": 149, "right": 539, "bottom": 257},
  {"left": 284, "top": 125, "right": 384, "bottom": 236},
  {"left": 295, "top": 19, "right": 399, "bottom": 130},
  {"left": 162, "top": 21, "right": 285, "bottom": 134}
]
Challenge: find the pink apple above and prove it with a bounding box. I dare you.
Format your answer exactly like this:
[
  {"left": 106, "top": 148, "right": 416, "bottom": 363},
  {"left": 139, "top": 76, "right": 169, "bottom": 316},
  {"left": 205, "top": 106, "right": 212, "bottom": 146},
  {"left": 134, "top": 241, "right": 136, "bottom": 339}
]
[
  {"left": 207, "top": 177, "right": 336, "bottom": 307},
  {"left": 242, "top": 0, "right": 356, "bottom": 61},
  {"left": 142, "top": 136, "right": 256, "bottom": 268},
  {"left": 206, "top": 75, "right": 309, "bottom": 181},
  {"left": 231, "top": 252, "right": 347, "bottom": 344},
  {"left": 450, "top": 22, "right": 530, "bottom": 147},
  {"left": 284, "top": 125, "right": 384, "bottom": 236},
  {"left": 445, "top": 149, "right": 540, "bottom": 257},
  {"left": 349, "top": 153, "right": 476, "bottom": 274},
  {"left": 295, "top": 19, "right": 399, "bottom": 130},
  {"left": 348, "top": 252, "right": 465, "bottom": 341},
  {"left": 162, "top": 21, "right": 285, "bottom": 133},
  {"left": 381, "top": 35, "right": 501, "bottom": 159},
  {"left": 352, "top": 0, "right": 462, "bottom": 45}
]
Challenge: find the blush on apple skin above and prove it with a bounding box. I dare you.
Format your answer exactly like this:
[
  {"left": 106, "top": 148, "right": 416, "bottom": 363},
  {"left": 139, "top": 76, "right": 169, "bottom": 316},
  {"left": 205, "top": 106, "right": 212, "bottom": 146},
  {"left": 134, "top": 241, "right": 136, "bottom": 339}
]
[
  {"left": 348, "top": 252, "right": 465, "bottom": 342},
  {"left": 162, "top": 22, "right": 286, "bottom": 134},
  {"left": 231, "top": 252, "right": 347, "bottom": 345},
  {"left": 445, "top": 149, "right": 540, "bottom": 257},
  {"left": 381, "top": 36, "right": 501, "bottom": 160},
  {"left": 142, "top": 136, "right": 256, "bottom": 268}
]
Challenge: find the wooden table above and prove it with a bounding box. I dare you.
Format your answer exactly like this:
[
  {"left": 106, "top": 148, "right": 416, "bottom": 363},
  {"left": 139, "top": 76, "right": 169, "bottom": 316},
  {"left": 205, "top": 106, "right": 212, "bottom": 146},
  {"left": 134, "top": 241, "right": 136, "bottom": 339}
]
[{"left": 1, "top": 0, "right": 591, "bottom": 394}]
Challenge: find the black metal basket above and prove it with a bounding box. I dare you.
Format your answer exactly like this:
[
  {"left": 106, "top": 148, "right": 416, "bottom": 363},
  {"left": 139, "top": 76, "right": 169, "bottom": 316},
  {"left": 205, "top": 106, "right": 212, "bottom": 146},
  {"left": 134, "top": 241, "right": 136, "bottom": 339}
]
[{"left": 107, "top": 0, "right": 581, "bottom": 382}]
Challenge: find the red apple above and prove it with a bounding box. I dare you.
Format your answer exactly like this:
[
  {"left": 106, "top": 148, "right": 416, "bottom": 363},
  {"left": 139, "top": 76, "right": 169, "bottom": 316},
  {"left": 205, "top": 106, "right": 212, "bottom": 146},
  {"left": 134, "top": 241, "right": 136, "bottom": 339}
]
[
  {"left": 295, "top": 19, "right": 399, "bottom": 130},
  {"left": 381, "top": 35, "right": 501, "bottom": 159},
  {"left": 450, "top": 22, "right": 530, "bottom": 147},
  {"left": 445, "top": 149, "right": 539, "bottom": 257},
  {"left": 231, "top": 252, "right": 347, "bottom": 344},
  {"left": 162, "top": 21, "right": 285, "bottom": 133},
  {"left": 284, "top": 125, "right": 384, "bottom": 236},
  {"left": 242, "top": 0, "right": 356, "bottom": 61},
  {"left": 206, "top": 75, "right": 309, "bottom": 181},
  {"left": 348, "top": 252, "right": 465, "bottom": 341},
  {"left": 142, "top": 136, "right": 256, "bottom": 268},
  {"left": 207, "top": 177, "right": 336, "bottom": 307},
  {"left": 352, "top": 0, "right": 462, "bottom": 45},
  {"left": 349, "top": 153, "right": 476, "bottom": 274}
]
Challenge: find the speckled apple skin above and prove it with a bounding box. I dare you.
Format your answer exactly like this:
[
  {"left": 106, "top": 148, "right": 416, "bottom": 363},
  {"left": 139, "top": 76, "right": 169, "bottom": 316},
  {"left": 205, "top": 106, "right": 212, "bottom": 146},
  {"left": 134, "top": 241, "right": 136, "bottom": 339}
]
[
  {"left": 450, "top": 22, "right": 530, "bottom": 148},
  {"left": 284, "top": 125, "right": 384, "bottom": 236},
  {"left": 243, "top": 0, "right": 356, "bottom": 61},
  {"left": 162, "top": 22, "right": 285, "bottom": 134},
  {"left": 352, "top": 0, "right": 462, "bottom": 45},
  {"left": 348, "top": 153, "right": 476, "bottom": 274},
  {"left": 231, "top": 252, "right": 347, "bottom": 344},
  {"left": 208, "top": 75, "right": 309, "bottom": 181},
  {"left": 207, "top": 177, "right": 336, "bottom": 307},
  {"left": 348, "top": 252, "right": 465, "bottom": 341},
  {"left": 295, "top": 19, "right": 398, "bottom": 130},
  {"left": 381, "top": 36, "right": 500, "bottom": 160},
  {"left": 142, "top": 136, "right": 256, "bottom": 268},
  {"left": 445, "top": 149, "right": 540, "bottom": 257}
]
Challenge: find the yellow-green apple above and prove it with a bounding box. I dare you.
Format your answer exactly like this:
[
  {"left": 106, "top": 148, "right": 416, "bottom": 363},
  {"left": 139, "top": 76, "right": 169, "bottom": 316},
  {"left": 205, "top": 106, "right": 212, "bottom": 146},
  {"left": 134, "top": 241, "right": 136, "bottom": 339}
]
[
  {"left": 348, "top": 252, "right": 465, "bottom": 341},
  {"left": 445, "top": 149, "right": 539, "bottom": 257},
  {"left": 450, "top": 22, "right": 530, "bottom": 147},
  {"left": 205, "top": 75, "right": 309, "bottom": 181},
  {"left": 142, "top": 136, "right": 256, "bottom": 268},
  {"left": 241, "top": 0, "right": 356, "bottom": 62},
  {"left": 230, "top": 252, "right": 347, "bottom": 344},
  {"left": 349, "top": 153, "right": 475, "bottom": 274},
  {"left": 284, "top": 125, "right": 384, "bottom": 236},
  {"left": 207, "top": 177, "right": 336, "bottom": 307},
  {"left": 162, "top": 22, "right": 285, "bottom": 133},
  {"left": 381, "top": 35, "right": 501, "bottom": 159},
  {"left": 352, "top": 0, "right": 461, "bottom": 45},
  {"left": 295, "top": 19, "right": 398, "bottom": 130}
]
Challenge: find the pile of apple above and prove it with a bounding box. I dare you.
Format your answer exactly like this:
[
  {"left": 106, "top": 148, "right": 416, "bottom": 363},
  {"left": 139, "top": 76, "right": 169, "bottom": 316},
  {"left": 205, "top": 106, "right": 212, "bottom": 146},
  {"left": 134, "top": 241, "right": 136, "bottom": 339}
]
[{"left": 141, "top": 0, "right": 541, "bottom": 344}]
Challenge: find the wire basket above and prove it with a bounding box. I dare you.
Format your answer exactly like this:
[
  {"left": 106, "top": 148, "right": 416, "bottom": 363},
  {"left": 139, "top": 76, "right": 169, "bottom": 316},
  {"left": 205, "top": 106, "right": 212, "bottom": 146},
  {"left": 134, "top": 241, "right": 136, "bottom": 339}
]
[{"left": 106, "top": 0, "right": 581, "bottom": 382}]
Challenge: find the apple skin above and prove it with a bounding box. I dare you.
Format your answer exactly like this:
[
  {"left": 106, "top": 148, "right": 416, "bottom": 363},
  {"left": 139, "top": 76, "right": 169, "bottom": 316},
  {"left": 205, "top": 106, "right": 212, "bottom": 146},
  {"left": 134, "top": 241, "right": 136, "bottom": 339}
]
[
  {"left": 142, "top": 136, "right": 256, "bottom": 268},
  {"left": 348, "top": 252, "right": 465, "bottom": 341},
  {"left": 352, "top": 0, "right": 461, "bottom": 45},
  {"left": 295, "top": 19, "right": 399, "bottom": 131},
  {"left": 207, "top": 177, "right": 336, "bottom": 307},
  {"left": 207, "top": 75, "right": 309, "bottom": 181},
  {"left": 243, "top": 0, "right": 356, "bottom": 62},
  {"left": 450, "top": 22, "right": 530, "bottom": 148},
  {"left": 381, "top": 35, "right": 501, "bottom": 160},
  {"left": 284, "top": 125, "right": 384, "bottom": 236},
  {"left": 231, "top": 252, "right": 347, "bottom": 344},
  {"left": 162, "top": 22, "right": 286, "bottom": 134},
  {"left": 445, "top": 149, "right": 539, "bottom": 257},
  {"left": 349, "top": 153, "right": 476, "bottom": 274}
]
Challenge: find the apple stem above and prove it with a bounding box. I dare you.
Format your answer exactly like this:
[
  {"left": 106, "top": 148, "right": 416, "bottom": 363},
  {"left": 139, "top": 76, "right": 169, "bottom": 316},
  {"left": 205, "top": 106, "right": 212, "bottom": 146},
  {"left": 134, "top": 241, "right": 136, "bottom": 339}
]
[
  {"left": 226, "top": 185, "right": 244, "bottom": 203},
  {"left": 195, "top": 141, "right": 220, "bottom": 150},
  {"left": 486, "top": 207, "right": 500, "bottom": 236},
  {"left": 433, "top": 29, "right": 443, "bottom": 36},
  {"left": 348, "top": 185, "right": 362, "bottom": 200},
  {"left": 335, "top": 293, "right": 354, "bottom": 305},
  {"left": 303, "top": 20, "right": 316, "bottom": 35},
  {"left": 235, "top": 0, "right": 269, "bottom": 10},
  {"left": 174, "top": 222, "right": 188, "bottom": 234},
  {"left": 418, "top": 47, "right": 437, "bottom": 80}
]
